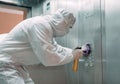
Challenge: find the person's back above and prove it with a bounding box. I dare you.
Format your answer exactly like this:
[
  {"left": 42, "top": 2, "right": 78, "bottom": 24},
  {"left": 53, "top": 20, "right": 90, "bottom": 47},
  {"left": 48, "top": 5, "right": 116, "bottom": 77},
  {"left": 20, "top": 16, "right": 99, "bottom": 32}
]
[
  {"left": 0, "top": 15, "right": 55, "bottom": 84},
  {"left": 0, "top": 16, "right": 46, "bottom": 84},
  {"left": 0, "top": 16, "right": 43, "bottom": 65}
]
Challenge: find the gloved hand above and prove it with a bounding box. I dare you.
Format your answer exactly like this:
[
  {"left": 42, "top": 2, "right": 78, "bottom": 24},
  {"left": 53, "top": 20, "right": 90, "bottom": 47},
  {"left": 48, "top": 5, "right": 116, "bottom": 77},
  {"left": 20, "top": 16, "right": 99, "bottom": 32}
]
[
  {"left": 72, "top": 44, "right": 91, "bottom": 72},
  {"left": 81, "top": 44, "right": 91, "bottom": 57},
  {"left": 72, "top": 49, "right": 83, "bottom": 59}
]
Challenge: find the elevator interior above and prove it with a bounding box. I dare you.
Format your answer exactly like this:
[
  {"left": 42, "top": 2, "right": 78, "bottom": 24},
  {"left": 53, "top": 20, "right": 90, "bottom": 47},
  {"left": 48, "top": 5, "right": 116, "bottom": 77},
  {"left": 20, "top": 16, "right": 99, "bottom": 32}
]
[{"left": 0, "top": 0, "right": 120, "bottom": 84}]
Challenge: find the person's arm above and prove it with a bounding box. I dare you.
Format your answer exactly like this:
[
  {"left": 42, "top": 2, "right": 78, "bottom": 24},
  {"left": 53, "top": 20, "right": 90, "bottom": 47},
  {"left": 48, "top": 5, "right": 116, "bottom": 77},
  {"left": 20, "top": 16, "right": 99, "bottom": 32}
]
[{"left": 27, "top": 24, "right": 82, "bottom": 66}]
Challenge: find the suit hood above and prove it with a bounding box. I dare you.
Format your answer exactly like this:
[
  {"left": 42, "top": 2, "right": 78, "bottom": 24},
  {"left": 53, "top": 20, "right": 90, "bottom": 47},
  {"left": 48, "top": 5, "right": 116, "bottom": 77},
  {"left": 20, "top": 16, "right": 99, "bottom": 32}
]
[{"left": 48, "top": 9, "right": 76, "bottom": 37}]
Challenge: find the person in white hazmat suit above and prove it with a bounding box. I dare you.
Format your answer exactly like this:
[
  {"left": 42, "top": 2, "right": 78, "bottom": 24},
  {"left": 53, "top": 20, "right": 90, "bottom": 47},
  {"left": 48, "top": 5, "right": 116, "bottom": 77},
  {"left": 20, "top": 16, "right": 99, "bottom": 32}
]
[{"left": 0, "top": 9, "right": 89, "bottom": 84}]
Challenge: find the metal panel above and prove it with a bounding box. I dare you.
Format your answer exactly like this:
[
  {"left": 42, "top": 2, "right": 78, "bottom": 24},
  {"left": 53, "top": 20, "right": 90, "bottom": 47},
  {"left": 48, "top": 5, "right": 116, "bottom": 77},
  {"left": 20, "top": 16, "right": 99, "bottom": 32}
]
[
  {"left": 27, "top": 65, "right": 67, "bottom": 84},
  {"left": 103, "top": 0, "right": 120, "bottom": 84},
  {"left": 56, "top": 0, "right": 102, "bottom": 84}
]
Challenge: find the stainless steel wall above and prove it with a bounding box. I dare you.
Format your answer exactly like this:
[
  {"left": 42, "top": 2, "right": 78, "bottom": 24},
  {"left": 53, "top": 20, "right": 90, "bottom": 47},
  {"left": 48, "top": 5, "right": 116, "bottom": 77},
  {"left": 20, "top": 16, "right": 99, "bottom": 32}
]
[
  {"left": 103, "top": 0, "right": 120, "bottom": 84},
  {"left": 57, "top": 0, "right": 120, "bottom": 84},
  {"left": 55, "top": 0, "right": 102, "bottom": 84}
]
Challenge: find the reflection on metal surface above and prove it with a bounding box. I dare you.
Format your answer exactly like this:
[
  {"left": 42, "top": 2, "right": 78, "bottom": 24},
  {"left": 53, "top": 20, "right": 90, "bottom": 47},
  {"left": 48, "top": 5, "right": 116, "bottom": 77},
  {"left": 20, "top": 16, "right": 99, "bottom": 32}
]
[{"left": 103, "top": 0, "right": 120, "bottom": 84}]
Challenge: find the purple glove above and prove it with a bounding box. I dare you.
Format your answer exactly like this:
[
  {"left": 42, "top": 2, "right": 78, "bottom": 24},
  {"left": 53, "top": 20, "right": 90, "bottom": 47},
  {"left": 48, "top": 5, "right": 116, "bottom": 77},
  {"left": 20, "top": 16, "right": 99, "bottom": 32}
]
[{"left": 81, "top": 44, "right": 91, "bottom": 57}]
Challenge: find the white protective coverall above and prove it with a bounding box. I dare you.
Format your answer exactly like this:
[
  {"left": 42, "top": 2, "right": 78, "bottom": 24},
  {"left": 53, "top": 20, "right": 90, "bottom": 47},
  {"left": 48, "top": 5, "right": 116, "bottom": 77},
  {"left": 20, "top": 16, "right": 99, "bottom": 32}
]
[{"left": 0, "top": 9, "right": 76, "bottom": 84}]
